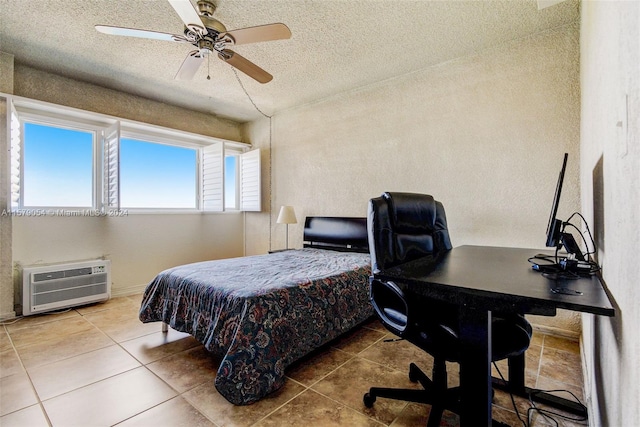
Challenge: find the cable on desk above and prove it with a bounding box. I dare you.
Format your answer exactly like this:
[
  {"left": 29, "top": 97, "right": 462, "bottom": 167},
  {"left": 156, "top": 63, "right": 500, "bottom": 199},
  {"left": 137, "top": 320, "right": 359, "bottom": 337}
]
[
  {"left": 527, "top": 254, "right": 558, "bottom": 265},
  {"left": 528, "top": 212, "right": 602, "bottom": 279},
  {"left": 561, "top": 213, "right": 602, "bottom": 276},
  {"left": 565, "top": 212, "right": 597, "bottom": 258}
]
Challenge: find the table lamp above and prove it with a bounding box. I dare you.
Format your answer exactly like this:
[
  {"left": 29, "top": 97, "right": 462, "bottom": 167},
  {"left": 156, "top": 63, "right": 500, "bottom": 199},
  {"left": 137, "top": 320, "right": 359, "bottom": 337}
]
[{"left": 277, "top": 205, "right": 297, "bottom": 249}]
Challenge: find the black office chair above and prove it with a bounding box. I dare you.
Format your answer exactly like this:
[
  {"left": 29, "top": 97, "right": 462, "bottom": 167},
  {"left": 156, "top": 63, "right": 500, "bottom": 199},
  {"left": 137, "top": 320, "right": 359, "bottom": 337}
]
[{"left": 364, "top": 192, "right": 532, "bottom": 426}]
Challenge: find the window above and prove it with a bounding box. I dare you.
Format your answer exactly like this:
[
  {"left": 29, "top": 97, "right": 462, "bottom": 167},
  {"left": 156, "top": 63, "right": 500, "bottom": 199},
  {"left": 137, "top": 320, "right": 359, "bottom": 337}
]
[
  {"left": 23, "top": 122, "right": 94, "bottom": 208},
  {"left": 120, "top": 138, "right": 197, "bottom": 209},
  {"left": 201, "top": 145, "right": 260, "bottom": 212},
  {"left": 6, "top": 95, "right": 259, "bottom": 213},
  {"left": 239, "top": 149, "right": 261, "bottom": 211},
  {"left": 224, "top": 154, "right": 239, "bottom": 210}
]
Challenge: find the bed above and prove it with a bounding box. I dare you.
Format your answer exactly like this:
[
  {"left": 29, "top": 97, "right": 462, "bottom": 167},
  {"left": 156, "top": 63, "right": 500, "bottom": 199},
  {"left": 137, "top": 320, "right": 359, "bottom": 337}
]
[{"left": 139, "top": 216, "right": 373, "bottom": 405}]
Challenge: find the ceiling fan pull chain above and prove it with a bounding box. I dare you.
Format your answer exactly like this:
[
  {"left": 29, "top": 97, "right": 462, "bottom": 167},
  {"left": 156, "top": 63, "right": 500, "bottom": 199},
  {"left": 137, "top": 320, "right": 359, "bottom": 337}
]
[
  {"left": 232, "top": 68, "right": 271, "bottom": 119},
  {"left": 207, "top": 53, "right": 211, "bottom": 80}
]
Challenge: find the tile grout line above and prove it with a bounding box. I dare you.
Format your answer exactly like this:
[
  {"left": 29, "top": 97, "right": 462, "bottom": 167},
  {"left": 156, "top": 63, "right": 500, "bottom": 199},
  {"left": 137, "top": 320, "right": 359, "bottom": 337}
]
[
  {"left": 3, "top": 301, "right": 172, "bottom": 425},
  {"left": 246, "top": 379, "right": 308, "bottom": 427},
  {"left": 7, "top": 304, "right": 164, "bottom": 426},
  {"left": 2, "top": 320, "right": 54, "bottom": 427},
  {"left": 3, "top": 304, "right": 586, "bottom": 427},
  {"left": 82, "top": 309, "right": 193, "bottom": 426},
  {"left": 306, "top": 382, "right": 394, "bottom": 426},
  {"left": 246, "top": 334, "right": 373, "bottom": 425},
  {"left": 250, "top": 331, "right": 389, "bottom": 426},
  {"left": 294, "top": 332, "right": 402, "bottom": 426},
  {"left": 179, "top": 391, "right": 226, "bottom": 427}
]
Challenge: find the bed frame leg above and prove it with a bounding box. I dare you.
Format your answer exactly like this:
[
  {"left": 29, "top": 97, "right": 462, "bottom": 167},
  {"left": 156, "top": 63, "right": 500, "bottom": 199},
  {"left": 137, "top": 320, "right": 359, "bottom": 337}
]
[{"left": 162, "top": 322, "right": 168, "bottom": 333}]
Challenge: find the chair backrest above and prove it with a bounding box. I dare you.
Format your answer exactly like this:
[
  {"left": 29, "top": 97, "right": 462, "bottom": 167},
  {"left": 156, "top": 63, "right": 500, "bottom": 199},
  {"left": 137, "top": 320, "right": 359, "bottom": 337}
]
[{"left": 367, "top": 192, "right": 452, "bottom": 273}]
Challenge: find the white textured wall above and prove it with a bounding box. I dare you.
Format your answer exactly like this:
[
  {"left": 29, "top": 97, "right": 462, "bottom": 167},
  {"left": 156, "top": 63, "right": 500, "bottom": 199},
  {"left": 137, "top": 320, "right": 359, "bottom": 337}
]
[
  {"left": 12, "top": 213, "right": 244, "bottom": 296},
  {"left": 580, "top": 1, "right": 640, "bottom": 425},
  {"left": 1, "top": 64, "right": 246, "bottom": 315},
  {"left": 0, "top": 53, "right": 15, "bottom": 318},
  {"left": 245, "top": 25, "right": 582, "bottom": 334},
  {"left": 13, "top": 66, "right": 241, "bottom": 141}
]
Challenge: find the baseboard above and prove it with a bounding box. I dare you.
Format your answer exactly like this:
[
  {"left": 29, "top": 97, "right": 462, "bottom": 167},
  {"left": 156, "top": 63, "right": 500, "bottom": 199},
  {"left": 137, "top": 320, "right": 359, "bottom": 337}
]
[
  {"left": 0, "top": 311, "right": 17, "bottom": 321},
  {"left": 580, "top": 340, "right": 595, "bottom": 423},
  {"left": 111, "top": 283, "right": 147, "bottom": 298},
  {"left": 531, "top": 323, "right": 581, "bottom": 341}
]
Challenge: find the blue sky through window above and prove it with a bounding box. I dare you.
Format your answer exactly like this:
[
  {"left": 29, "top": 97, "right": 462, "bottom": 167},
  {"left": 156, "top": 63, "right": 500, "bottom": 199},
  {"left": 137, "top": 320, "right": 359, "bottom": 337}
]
[
  {"left": 225, "top": 155, "right": 237, "bottom": 209},
  {"left": 23, "top": 122, "right": 93, "bottom": 207},
  {"left": 22, "top": 122, "right": 217, "bottom": 210},
  {"left": 120, "top": 138, "right": 197, "bottom": 208}
]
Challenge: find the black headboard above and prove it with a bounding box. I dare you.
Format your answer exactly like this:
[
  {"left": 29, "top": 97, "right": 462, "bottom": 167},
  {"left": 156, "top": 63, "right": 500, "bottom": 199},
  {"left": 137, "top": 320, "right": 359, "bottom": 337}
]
[{"left": 303, "top": 217, "right": 369, "bottom": 253}]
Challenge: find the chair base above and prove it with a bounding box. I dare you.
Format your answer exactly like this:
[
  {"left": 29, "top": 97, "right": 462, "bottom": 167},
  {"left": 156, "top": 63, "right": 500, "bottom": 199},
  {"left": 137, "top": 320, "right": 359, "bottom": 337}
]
[
  {"left": 363, "top": 362, "right": 510, "bottom": 427},
  {"left": 363, "top": 362, "right": 459, "bottom": 427}
]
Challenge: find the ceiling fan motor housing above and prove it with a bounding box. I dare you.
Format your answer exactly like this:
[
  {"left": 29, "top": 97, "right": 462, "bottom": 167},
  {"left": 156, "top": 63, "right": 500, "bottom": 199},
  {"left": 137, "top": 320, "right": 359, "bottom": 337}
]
[
  {"left": 197, "top": 0, "right": 216, "bottom": 17},
  {"left": 200, "top": 15, "right": 227, "bottom": 34},
  {"left": 196, "top": 0, "right": 226, "bottom": 34}
]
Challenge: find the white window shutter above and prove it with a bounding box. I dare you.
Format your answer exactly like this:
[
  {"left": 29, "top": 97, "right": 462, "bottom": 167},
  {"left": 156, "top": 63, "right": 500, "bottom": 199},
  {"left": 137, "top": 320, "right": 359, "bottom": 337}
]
[
  {"left": 102, "top": 122, "right": 120, "bottom": 211},
  {"left": 201, "top": 142, "right": 224, "bottom": 212},
  {"left": 240, "top": 149, "right": 261, "bottom": 212},
  {"left": 9, "top": 101, "right": 21, "bottom": 209}
]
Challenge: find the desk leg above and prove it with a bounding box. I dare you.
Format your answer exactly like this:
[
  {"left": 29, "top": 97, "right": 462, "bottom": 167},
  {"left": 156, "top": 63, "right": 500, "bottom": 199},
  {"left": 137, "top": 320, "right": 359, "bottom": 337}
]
[
  {"left": 458, "top": 307, "right": 492, "bottom": 427},
  {"left": 508, "top": 353, "right": 526, "bottom": 391}
]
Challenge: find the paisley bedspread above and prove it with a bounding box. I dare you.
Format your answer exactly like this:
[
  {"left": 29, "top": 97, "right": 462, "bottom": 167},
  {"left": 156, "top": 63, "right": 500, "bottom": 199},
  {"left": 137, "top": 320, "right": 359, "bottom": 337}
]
[{"left": 139, "top": 248, "right": 373, "bottom": 405}]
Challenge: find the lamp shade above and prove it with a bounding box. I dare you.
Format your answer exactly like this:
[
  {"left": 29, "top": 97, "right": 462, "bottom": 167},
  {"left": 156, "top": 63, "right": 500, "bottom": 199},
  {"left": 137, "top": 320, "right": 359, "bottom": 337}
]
[{"left": 277, "top": 206, "right": 297, "bottom": 224}]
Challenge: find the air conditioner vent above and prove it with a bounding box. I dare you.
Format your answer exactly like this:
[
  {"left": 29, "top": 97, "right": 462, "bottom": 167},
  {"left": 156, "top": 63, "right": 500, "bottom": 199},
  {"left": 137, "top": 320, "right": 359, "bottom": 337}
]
[{"left": 22, "top": 260, "right": 111, "bottom": 316}]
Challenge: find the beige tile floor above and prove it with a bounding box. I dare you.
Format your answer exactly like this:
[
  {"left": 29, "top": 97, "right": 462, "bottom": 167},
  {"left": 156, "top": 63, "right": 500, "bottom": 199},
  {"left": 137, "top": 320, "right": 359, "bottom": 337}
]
[{"left": 0, "top": 295, "right": 588, "bottom": 427}]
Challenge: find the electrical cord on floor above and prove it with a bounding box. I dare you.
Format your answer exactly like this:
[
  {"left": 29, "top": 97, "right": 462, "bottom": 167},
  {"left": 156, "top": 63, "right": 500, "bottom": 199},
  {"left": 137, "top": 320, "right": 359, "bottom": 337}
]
[
  {"left": 526, "top": 389, "right": 588, "bottom": 426},
  {"left": 0, "top": 307, "right": 73, "bottom": 326},
  {"left": 0, "top": 316, "right": 23, "bottom": 326},
  {"left": 493, "top": 362, "right": 529, "bottom": 427},
  {"left": 492, "top": 362, "right": 588, "bottom": 426}
]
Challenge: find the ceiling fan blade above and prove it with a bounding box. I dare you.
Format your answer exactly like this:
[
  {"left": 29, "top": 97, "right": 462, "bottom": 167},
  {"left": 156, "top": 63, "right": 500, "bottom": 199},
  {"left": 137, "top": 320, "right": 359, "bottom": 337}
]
[
  {"left": 95, "top": 25, "right": 188, "bottom": 42},
  {"left": 175, "top": 50, "right": 205, "bottom": 80},
  {"left": 167, "top": 0, "right": 206, "bottom": 35},
  {"left": 221, "top": 23, "right": 291, "bottom": 46},
  {"left": 218, "top": 49, "right": 273, "bottom": 84}
]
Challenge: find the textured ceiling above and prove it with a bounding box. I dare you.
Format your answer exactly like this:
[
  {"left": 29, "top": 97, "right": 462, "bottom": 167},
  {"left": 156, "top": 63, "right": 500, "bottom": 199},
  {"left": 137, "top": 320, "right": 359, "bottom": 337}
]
[{"left": 0, "top": 0, "right": 579, "bottom": 123}]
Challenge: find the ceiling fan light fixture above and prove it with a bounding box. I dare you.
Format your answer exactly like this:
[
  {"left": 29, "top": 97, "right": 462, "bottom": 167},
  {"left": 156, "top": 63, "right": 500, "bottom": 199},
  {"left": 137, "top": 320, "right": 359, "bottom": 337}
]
[{"left": 197, "top": 38, "right": 215, "bottom": 53}]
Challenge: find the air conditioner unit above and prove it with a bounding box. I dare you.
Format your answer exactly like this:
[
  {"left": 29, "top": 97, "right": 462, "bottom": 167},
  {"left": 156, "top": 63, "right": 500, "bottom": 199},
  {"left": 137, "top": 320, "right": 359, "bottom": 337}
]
[{"left": 22, "top": 260, "right": 111, "bottom": 316}]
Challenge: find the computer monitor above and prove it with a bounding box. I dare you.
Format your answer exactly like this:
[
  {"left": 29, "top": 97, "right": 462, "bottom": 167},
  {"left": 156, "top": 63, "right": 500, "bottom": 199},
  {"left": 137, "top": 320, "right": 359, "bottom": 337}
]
[
  {"left": 546, "top": 153, "right": 567, "bottom": 248},
  {"left": 545, "top": 153, "right": 584, "bottom": 261}
]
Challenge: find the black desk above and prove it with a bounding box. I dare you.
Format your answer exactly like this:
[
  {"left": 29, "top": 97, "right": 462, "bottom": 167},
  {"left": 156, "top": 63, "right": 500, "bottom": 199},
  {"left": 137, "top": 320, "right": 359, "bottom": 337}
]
[{"left": 374, "top": 245, "right": 614, "bottom": 427}]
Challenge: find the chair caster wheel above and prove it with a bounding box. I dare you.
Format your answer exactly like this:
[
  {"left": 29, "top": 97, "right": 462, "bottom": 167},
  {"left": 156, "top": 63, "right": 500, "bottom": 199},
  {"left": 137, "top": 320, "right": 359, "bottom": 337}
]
[{"left": 363, "top": 393, "right": 376, "bottom": 408}]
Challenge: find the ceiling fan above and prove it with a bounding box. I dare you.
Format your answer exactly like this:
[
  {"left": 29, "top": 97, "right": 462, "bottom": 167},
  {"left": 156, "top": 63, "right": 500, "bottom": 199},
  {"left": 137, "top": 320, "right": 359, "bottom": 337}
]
[{"left": 95, "top": 0, "right": 291, "bottom": 83}]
